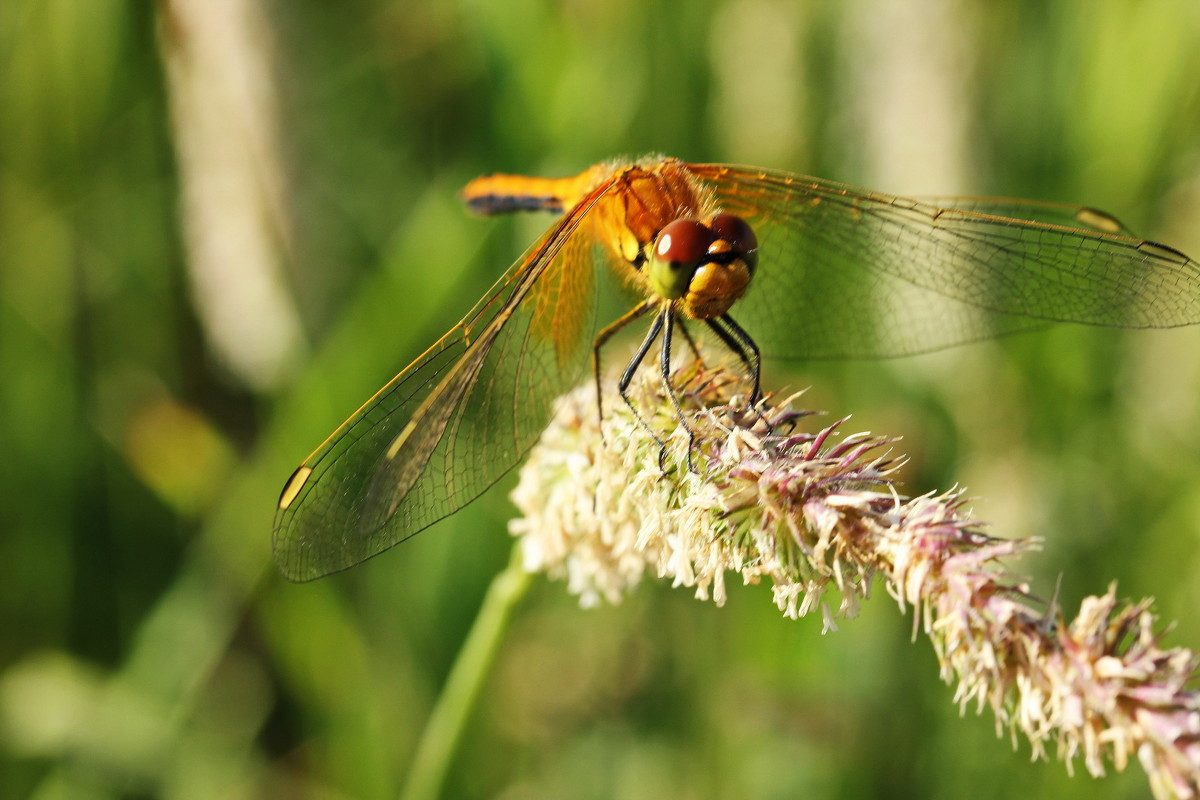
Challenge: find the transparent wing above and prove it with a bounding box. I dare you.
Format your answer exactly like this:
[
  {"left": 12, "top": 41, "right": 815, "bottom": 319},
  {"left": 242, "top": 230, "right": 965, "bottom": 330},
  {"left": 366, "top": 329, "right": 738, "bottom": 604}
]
[
  {"left": 273, "top": 184, "right": 611, "bottom": 581},
  {"left": 692, "top": 164, "right": 1200, "bottom": 359}
]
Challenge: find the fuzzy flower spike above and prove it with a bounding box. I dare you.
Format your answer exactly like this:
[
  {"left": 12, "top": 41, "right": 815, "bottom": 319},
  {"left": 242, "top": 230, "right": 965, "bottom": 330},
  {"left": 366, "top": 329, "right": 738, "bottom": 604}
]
[{"left": 508, "top": 362, "right": 1200, "bottom": 798}]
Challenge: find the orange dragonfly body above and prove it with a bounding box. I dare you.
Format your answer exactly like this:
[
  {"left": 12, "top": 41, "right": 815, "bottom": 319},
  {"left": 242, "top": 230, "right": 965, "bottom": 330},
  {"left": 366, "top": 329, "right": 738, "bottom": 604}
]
[{"left": 274, "top": 155, "right": 1200, "bottom": 581}]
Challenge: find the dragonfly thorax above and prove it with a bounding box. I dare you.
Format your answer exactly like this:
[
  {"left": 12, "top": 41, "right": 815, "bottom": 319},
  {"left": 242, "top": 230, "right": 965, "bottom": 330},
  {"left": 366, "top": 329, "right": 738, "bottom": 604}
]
[{"left": 648, "top": 214, "right": 758, "bottom": 319}]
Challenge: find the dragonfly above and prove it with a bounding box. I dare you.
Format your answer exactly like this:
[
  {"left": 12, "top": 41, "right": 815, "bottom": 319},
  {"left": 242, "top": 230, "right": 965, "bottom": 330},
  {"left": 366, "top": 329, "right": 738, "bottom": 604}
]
[{"left": 274, "top": 155, "right": 1200, "bottom": 581}]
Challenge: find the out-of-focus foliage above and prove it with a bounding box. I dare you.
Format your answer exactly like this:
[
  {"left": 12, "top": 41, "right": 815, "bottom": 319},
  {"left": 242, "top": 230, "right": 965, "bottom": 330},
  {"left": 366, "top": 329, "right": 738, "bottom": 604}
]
[{"left": 1, "top": 0, "right": 1198, "bottom": 798}]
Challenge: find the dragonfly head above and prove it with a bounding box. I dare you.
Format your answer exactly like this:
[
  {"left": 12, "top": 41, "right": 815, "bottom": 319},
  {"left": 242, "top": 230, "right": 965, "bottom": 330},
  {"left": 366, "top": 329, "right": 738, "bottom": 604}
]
[{"left": 649, "top": 213, "right": 758, "bottom": 318}]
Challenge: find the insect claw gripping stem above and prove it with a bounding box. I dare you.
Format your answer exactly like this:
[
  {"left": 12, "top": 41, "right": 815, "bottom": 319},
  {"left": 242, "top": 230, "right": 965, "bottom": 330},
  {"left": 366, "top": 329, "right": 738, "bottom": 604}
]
[
  {"left": 617, "top": 309, "right": 673, "bottom": 468},
  {"left": 613, "top": 308, "right": 701, "bottom": 475},
  {"left": 718, "top": 314, "right": 763, "bottom": 405},
  {"left": 704, "top": 314, "right": 769, "bottom": 431},
  {"left": 660, "top": 312, "right": 699, "bottom": 475},
  {"left": 609, "top": 306, "right": 772, "bottom": 475}
]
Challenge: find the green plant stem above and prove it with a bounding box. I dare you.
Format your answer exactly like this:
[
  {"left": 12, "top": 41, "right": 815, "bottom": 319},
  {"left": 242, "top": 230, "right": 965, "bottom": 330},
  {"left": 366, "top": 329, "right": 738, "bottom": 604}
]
[{"left": 399, "top": 546, "right": 532, "bottom": 800}]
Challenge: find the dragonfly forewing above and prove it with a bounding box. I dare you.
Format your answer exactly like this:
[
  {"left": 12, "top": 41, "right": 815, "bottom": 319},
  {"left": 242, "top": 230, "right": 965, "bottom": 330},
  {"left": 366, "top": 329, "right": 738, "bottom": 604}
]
[
  {"left": 273, "top": 185, "right": 612, "bottom": 580},
  {"left": 693, "top": 164, "right": 1200, "bottom": 360}
]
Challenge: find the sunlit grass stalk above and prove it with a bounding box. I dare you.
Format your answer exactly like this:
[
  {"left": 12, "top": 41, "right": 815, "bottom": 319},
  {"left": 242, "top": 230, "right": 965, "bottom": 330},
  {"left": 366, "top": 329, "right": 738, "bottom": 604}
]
[
  {"left": 399, "top": 547, "right": 531, "bottom": 800},
  {"left": 508, "top": 364, "right": 1200, "bottom": 799}
]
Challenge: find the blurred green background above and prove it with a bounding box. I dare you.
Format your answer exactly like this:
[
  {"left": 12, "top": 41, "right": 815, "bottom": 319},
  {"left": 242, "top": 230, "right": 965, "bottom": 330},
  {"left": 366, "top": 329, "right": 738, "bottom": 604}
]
[{"left": 3, "top": 0, "right": 1200, "bottom": 797}]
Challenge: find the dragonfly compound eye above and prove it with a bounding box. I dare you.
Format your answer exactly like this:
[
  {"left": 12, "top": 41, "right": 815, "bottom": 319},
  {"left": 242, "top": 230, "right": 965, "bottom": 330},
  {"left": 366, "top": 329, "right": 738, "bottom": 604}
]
[
  {"left": 650, "top": 219, "right": 716, "bottom": 300},
  {"left": 710, "top": 213, "right": 758, "bottom": 273}
]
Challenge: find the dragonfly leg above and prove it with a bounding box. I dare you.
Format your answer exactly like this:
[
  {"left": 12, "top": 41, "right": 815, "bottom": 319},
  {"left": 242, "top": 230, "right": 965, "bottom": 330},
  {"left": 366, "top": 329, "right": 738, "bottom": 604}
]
[
  {"left": 705, "top": 315, "right": 763, "bottom": 404},
  {"left": 594, "top": 299, "right": 656, "bottom": 432},
  {"left": 617, "top": 308, "right": 671, "bottom": 465},
  {"left": 660, "top": 311, "right": 698, "bottom": 473}
]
